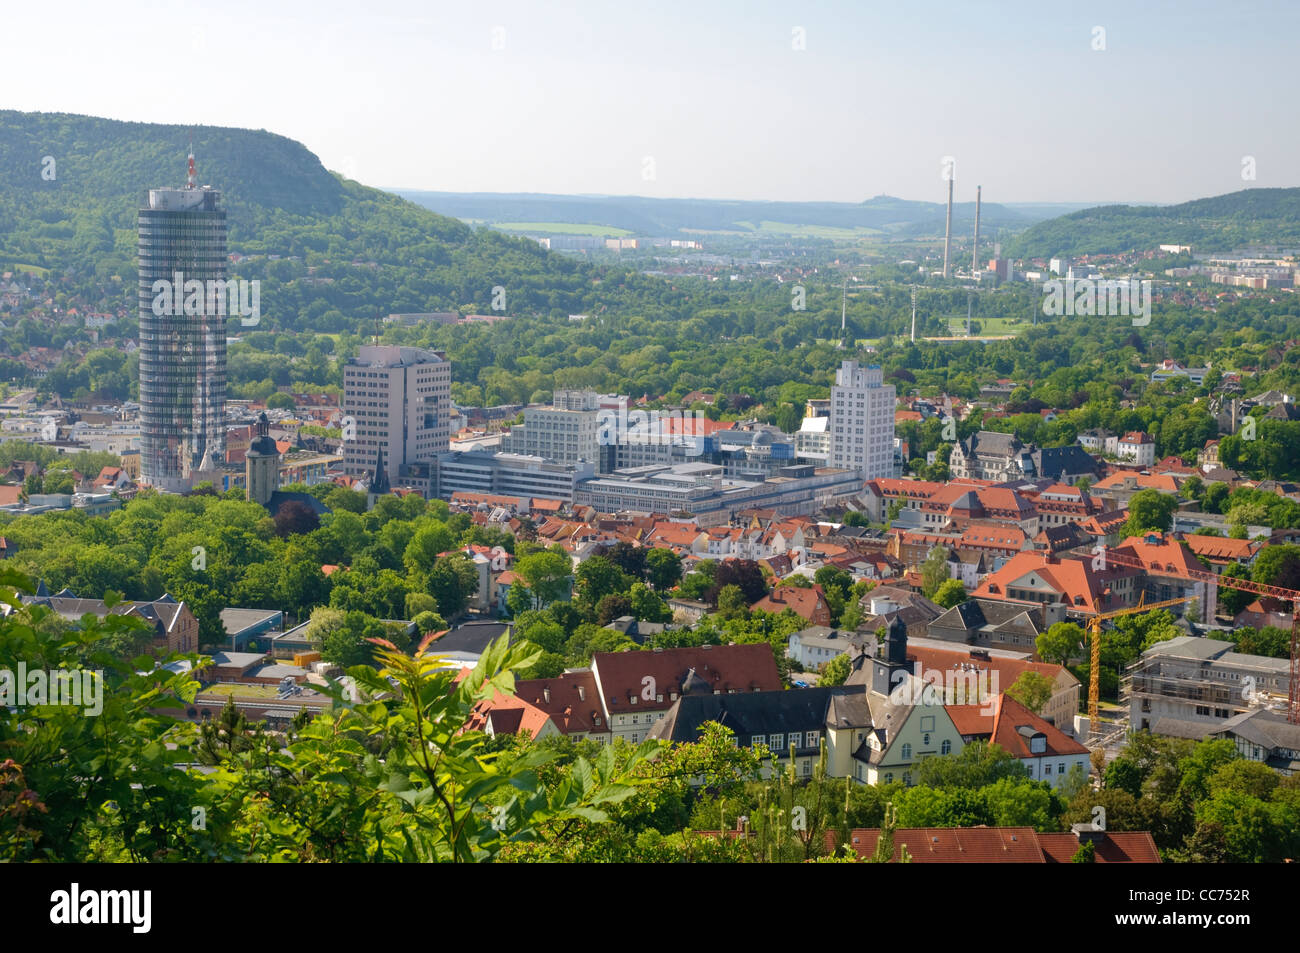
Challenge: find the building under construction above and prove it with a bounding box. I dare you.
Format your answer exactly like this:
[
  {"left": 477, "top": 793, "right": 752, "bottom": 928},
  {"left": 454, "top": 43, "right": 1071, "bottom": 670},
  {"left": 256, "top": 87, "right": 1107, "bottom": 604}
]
[
  {"left": 137, "top": 151, "right": 227, "bottom": 492},
  {"left": 1125, "top": 634, "right": 1291, "bottom": 735}
]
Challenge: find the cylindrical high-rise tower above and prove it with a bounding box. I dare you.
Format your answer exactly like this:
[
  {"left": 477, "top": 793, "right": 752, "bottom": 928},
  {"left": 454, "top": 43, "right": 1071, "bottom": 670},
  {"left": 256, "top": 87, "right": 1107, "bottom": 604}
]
[{"left": 138, "top": 155, "right": 227, "bottom": 492}]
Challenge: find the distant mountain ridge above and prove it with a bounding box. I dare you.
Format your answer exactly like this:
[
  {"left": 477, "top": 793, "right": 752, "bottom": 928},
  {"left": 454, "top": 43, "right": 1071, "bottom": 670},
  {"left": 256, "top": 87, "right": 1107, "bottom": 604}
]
[{"left": 395, "top": 189, "right": 1043, "bottom": 239}]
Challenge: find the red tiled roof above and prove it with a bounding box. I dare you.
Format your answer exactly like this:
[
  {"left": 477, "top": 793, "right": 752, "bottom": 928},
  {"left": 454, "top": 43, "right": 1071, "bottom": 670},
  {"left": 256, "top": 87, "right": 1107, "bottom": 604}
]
[
  {"left": 751, "top": 584, "right": 831, "bottom": 624},
  {"left": 1113, "top": 533, "right": 1202, "bottom": 578},
  {"left": 839, "top": 827, "right": 1045, "bottom": 862},
  {"left": 592, "top": 644, "right": 781, "bottom": 715},
  {"left": 1181, "top": 534, "right": 1260, "bottom": 563},
  {"left": 987, "top": 693, "right": 1088, "bottom": 756},
  {"left": 970, "top": 550, "right": 1133, "bottom": 614},
  {"left": 1038, "top": 832, "right": 1161, "bottom": 863},
  {"left": 833, "top": 827, "right": 1160, "bottom": 863},
  {"left": 512, "top": 670, "right": 608, "bottom": 735}
]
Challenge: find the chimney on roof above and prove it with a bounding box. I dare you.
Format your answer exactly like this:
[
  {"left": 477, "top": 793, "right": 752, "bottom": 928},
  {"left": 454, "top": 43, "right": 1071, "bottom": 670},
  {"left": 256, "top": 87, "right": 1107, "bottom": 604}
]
[{"left": 1071, "top": 822, "right": 1106, "bottom": 845}]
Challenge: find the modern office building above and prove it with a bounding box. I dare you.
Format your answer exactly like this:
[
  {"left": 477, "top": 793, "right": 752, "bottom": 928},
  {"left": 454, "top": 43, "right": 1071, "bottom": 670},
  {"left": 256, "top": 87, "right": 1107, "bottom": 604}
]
[
  {"left": 829, "top": 360, "right": 896, "bottom": 479},
  {"left": 433, "top": 449, "right": 594, "bottom": 503},
  {"left": 342, "top": 345, "right": 451, "bottom": 487},
  {"left": 502, "top": 389, "right": 609, "bottom": 465},
  {"left": 137, "top": 153, "right": 227, "bottom": 492}
]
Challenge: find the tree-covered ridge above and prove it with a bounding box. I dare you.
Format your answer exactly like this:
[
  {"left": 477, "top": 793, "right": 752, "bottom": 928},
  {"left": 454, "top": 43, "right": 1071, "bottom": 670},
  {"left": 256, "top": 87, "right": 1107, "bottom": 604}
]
[
  {"left": 0, "top": 110, "right": 607, "bottom": 322},
  {"left": 1007, "top": 187, "right": 1300, "bottom": 258}
]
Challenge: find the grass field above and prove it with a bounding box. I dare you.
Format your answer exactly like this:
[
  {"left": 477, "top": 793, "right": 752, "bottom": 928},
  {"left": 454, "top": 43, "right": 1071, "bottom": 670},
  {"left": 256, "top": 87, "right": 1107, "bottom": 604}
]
[
  {"left": 732, "top": 220, "right": 886, "bottom": 239},
  {"left": 492, "top": 222, "right": 633, "bottom": 237},
  {"left": 943, "top": 316, "right": 1027, "bottom": 336},
  {"left": 1, "top": 262, "right": 51, "bottom": 277}
]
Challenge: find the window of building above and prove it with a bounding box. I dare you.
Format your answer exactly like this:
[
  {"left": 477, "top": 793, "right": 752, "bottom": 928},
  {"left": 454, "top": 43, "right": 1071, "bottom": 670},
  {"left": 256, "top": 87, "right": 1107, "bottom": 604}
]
[
  {"left": 901, "top": 743, "right": 912, "bottom": 760},
  {"left": 806, "top": 731, "right": 819, "bottom": 748},
  {"left": 751, "top": 736, "right": 764, "bottom": 748},
  {"left": 941, "top": 739, "right": 952, "bottom": 755},
  {"left": 770, "top": 733, "right": 784, "bottom": 749}
]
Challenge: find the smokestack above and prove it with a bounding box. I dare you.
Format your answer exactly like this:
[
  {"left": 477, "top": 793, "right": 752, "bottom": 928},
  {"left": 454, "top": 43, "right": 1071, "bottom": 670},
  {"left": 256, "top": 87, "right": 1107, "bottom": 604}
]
[
  {"left": 972, "top": 185, "right": 982, "bottom": 274},
  {"left": 943, "top": 177, "right": 953, "bottom": 278},
  {"left": 910, "top": 286, "right": 917, "bottom": 343}
]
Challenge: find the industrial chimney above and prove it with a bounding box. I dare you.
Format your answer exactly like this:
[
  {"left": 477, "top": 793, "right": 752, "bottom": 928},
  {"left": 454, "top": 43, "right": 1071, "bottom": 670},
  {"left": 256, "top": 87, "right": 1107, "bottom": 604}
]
[
  {"left": 972, "top": 185, "right": 982, "bottom": 274},
  {"left": 942, "top": 176, "right": 954, "bottom": 278}
]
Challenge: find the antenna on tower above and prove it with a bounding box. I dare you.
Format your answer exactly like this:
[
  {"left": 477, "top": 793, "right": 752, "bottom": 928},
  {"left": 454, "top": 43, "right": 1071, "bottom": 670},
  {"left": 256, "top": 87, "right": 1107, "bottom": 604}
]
[
  {"left": 972, "top": 185, "right": 982, "bottom": 275},
  {"left": 910, "top": 286, "right": 918, "bottom": 343},
  {"left": 186, "top": 134, "right": 197, "bottom": 189}
]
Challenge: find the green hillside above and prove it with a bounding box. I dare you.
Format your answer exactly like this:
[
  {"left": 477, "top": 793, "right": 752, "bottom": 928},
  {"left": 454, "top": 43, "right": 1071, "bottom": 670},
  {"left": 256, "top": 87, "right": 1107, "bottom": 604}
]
[
  {"left": 0, "top": 111, "right": 649, "bottom": 328},
  {"left": 1006, "top": 187, "right": 1300, "bottom": 258}
]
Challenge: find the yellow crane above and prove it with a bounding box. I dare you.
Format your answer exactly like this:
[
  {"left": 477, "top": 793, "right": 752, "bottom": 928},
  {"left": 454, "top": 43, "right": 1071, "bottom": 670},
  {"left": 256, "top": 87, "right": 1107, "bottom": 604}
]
[{"left": 1081, "top": 595, "right": 1192, "bottom": 738}]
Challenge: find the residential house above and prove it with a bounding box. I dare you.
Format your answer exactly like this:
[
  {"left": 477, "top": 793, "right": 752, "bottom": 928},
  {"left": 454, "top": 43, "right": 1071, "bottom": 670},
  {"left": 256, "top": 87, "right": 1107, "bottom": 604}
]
[
  {"left": 1210, "top": 708, "right": 1300, "bottom": 775},
  {"left": 752, "top": 584, "right": 833, "bottom": 626},
  {"left": 946, "top": 694, "right": 1090, "bottom": 787},
  {"left": 593, "top": 643, "right": 784, "bottom": 744}
]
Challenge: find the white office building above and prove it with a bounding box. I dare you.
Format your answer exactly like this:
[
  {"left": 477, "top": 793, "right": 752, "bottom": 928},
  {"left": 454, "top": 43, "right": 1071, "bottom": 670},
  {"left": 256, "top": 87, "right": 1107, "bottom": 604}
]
[
  {"left": 342, "top": 345, "right": 451, "bottom": 487},
  {"left": 829, "top": 360, "right": 896, "bottom": 480}
]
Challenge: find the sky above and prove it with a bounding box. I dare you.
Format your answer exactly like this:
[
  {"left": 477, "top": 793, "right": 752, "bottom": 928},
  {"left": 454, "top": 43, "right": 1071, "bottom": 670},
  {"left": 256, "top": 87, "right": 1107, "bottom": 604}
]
[{"left": 2, "top": 0, "right": 1296, "bottom": 205}]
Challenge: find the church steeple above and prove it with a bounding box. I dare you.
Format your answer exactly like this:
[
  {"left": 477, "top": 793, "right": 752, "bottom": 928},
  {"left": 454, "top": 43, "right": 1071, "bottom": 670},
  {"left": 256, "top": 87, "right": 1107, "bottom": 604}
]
[{"left": 367, "top": 447, "right": 390, "bottom": 510}]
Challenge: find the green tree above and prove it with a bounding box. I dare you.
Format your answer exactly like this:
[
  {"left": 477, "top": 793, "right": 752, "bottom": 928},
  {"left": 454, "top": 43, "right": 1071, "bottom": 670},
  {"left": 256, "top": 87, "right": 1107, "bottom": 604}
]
[
  {"left": 932, "top": 578, "right": 967, "bottom": 608},
  {"left": 510, "top": 551, "right": 573, "bottom": 611},
  {"left": 819, "top": 653, "right": 851, "bottom": 686},
  {"left": 1005, "top": 670, "right": 1054, "bottom": 715},
  {"left": 645, "top": 548, "right": 684, "bottom": 591},
  {"left": 1121, "top": 488, "right": 1178, "bottom": 537},
  {"left": 920, "top": 545, "right": 950, "bottom": 599},
  {"left": 916, "top": 740, "right": 1029, "bottom": 789},
  {"left": 1036, "top": 621, "right": 1086, "bottom": 666}
]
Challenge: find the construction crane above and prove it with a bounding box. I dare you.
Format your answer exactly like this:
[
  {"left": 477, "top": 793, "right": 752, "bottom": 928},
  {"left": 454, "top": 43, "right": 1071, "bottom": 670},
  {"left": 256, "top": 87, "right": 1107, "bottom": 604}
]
[{"left": 1080, "top": 595, "right": 1193, "bottom": 739}]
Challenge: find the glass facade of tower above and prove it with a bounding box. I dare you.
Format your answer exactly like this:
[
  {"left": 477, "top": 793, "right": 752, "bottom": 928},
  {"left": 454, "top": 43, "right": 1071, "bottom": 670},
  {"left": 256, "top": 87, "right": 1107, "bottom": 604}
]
[{"left": 137, "top": 186, "right": 227, "bottom": 492}]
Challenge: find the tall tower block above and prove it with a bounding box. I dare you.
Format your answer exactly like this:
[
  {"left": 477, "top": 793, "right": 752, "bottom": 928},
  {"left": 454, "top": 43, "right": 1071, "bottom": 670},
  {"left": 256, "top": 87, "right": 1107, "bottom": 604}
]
[{"left": 138, "top": 150, "right": 227, "bottom": 492}]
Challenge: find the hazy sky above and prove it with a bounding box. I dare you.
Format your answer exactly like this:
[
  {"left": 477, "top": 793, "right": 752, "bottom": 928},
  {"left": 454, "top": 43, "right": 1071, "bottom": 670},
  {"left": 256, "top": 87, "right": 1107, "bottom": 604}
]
[{"left": 3, "top": 0, "right": 1296, "bottom": 205}]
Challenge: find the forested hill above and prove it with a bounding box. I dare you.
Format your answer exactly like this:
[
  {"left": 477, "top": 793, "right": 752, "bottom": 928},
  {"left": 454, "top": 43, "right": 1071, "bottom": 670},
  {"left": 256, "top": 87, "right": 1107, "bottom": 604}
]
[
  {"left": 0, "top": 110, "right": 646, "bottom": 327},
  {"left": 1006, "top": 187, "right": 1300, "bottom": 258}
]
